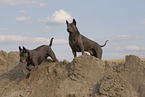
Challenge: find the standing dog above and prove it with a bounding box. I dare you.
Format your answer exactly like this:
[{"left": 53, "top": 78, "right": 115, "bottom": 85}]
[
  {"left": 19, "top": 38, "right": 58, "bottom": 78},
  {"left": 66, "top": 19, "right": 108, "bottom": 59}
]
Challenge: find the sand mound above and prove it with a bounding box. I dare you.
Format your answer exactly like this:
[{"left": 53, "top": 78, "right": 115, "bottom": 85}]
[{"left": 0, "top": 51, "right": 144, "bottom": 97}]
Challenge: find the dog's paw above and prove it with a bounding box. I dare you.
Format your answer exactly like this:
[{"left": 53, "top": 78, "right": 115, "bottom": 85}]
[{"left": 26, "top": 73, "right": 30, "bottom": 79}]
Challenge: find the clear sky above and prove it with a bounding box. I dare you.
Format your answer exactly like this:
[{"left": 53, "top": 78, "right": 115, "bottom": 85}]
[{"left": 0, "top": 0, "right": 145, "bottom": 61}]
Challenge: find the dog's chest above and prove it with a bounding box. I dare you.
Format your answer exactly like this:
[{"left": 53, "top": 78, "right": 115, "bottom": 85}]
[{"left": 69, "top": 38, "right": 81, "bottom": 51}]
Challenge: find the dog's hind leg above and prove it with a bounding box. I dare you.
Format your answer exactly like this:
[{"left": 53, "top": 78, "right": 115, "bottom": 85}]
[
  {"left": 94, "top": 47, "right": 102, "bottom": 59},
  {"left": 49, "top": 49, "right": 58, "bottom": 62}
]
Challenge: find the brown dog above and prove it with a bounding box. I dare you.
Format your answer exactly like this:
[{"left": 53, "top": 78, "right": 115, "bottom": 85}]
[
  {"left": 66, "top": 19, "right": 108, "bottom": 59},
  {"left": 19, "top": 38, "right": 58, "bottom": 78}
]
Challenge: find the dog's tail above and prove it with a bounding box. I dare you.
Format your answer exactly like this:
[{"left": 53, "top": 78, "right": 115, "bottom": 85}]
[
  {"left": 49, "top": 38, "right": 54, "bottom": 47},
  {"left": 100, "top": 40, "right": 109, "bottom": 47}
]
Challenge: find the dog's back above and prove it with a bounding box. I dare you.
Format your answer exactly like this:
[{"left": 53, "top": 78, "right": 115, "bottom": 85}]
[
  {"left": 81, "top": 35, "right": 100, "bottom": 48},
  {"left": 32, "top": 38, "right": 57, "bottom": 63},
  {"left": 31, "top": 45, "right": 51, "bottom": 64}
]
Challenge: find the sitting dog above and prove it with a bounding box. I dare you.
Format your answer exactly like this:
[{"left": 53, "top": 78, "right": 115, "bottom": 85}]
[
  {"left": 19, "top": 38, "right": 58, "bottom": 78},
  {"left": 66, "top": 19, "right": 108, "bottom": 59}
]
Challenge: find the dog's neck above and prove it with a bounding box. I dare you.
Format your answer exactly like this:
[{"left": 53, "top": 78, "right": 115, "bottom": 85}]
[{"left": 26, "top": 51, "right": 37, "bottom": 66}]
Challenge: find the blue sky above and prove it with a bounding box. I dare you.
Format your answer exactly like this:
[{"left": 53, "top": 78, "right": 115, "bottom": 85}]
[{"left": 0, "top": 0, "right": 145, "bottom": 61}]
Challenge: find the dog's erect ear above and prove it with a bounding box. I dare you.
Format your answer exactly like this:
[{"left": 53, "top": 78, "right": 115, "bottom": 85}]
[
  {"left": 19, "top": 46, "right": 22, "bottom": 52},
  {"left": 66, "top": 20, "right": 69, "bottom": 25},
  {"left": 73, "top": 18, "right": 76, "bottom": 25},
  {"left": 23, "top": 46, "right": 27, "bottom": 53}
]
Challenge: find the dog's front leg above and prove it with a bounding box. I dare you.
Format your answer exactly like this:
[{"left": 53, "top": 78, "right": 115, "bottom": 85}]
[
  {"left": 26, "top": 61, "right": 38, "bottom": 78},
  {"left": 49, "top": 48, "right": 58, "bottom": 62},
  {"left": 31, "top": 56, "right": 39, "bottom": 69},
  {"left": 26, "top": 66, "right": 31, "bottom": 71},
  {"left": 77, "top": 37, "right": 84, "bottom": 55},
  {"left": 23, "top": 63, "right": 31, "bottom": 79},
  {"left": 78, "top": 40, "right": 84, "bottom": 55},
  {"left": 26, "top": 63, "right": 31, "bottom": 71}
]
